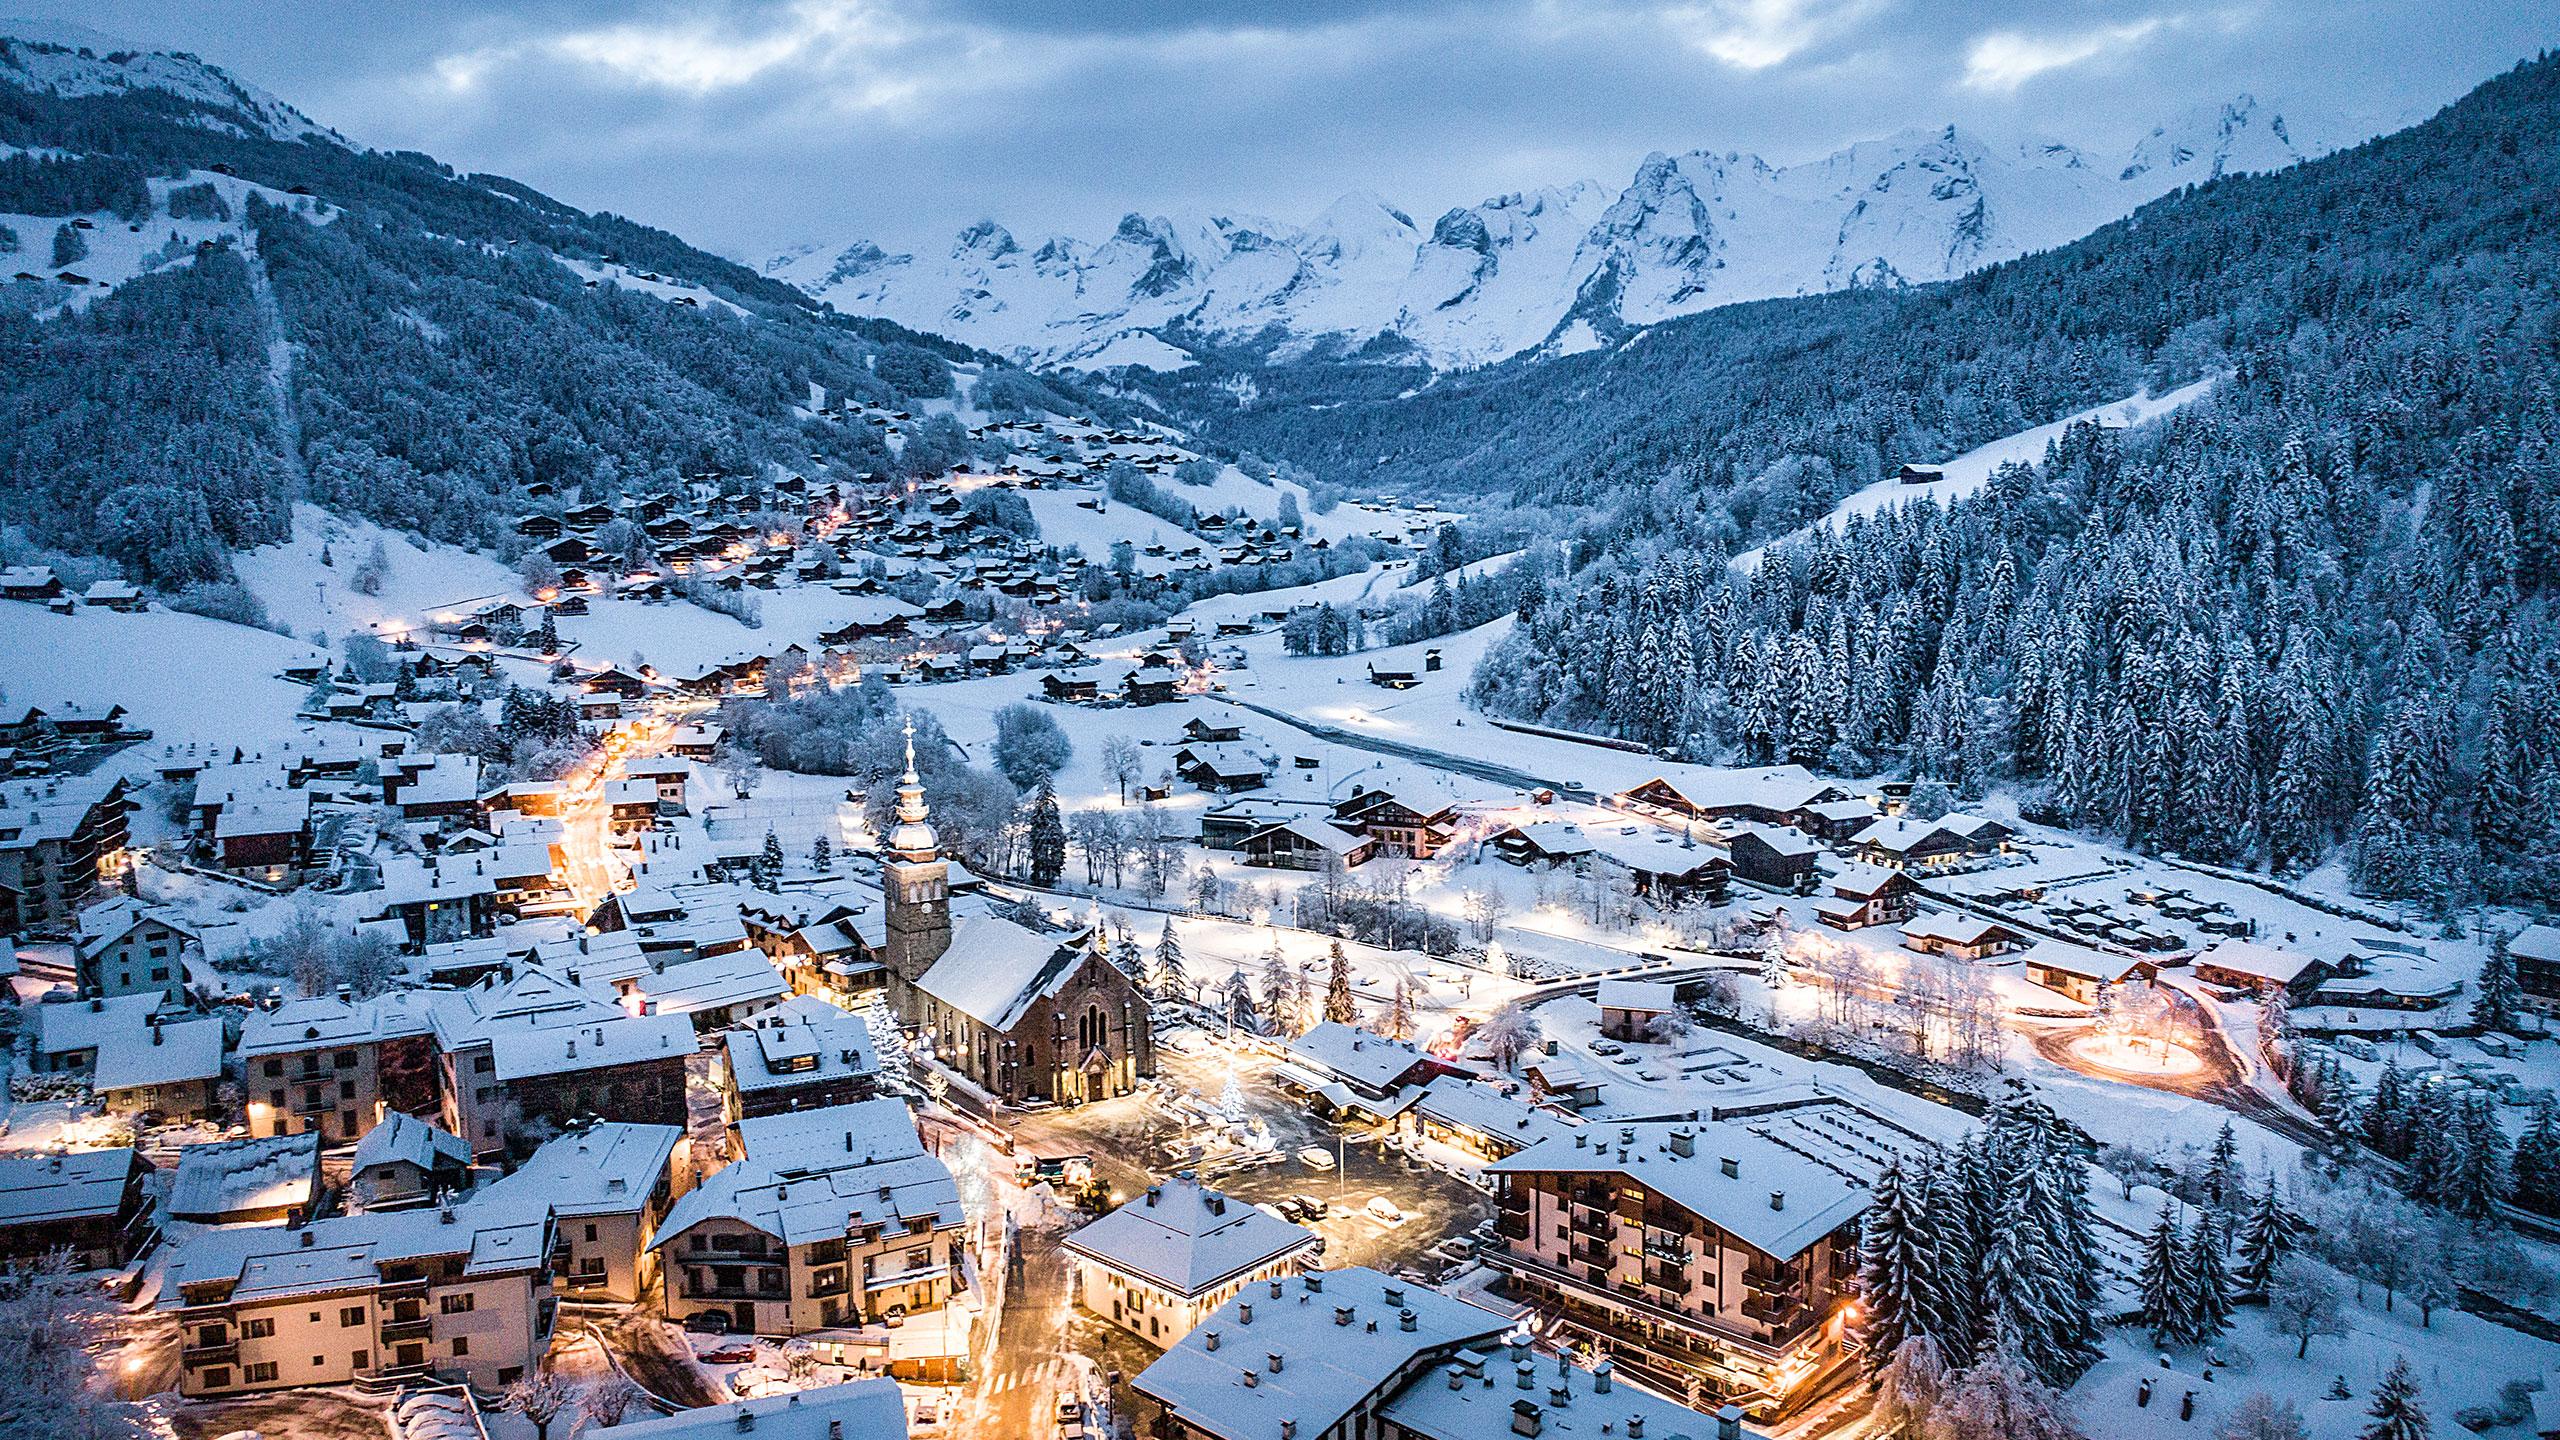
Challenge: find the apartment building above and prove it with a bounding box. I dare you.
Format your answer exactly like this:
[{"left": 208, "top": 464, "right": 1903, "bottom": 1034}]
[
  {"left": 1484, "top": 1115, "right": 1879, "bottom": 1419},
  {"left": 237, "top": 990, "right": 439, "bottom": 1144},
  {"left": 74, "top": 896, "right": 199, "bottom": 1003},
  {"left": 478, "top": 1122, "right": 685, "bottom": 1305},
  {"left": 162, "top": 1199, "right": 556, "bottom": 1395},
  {"left": 1064, "top": 1174, "right": 1318, "bottom": 1347},
  {"left": 716, "top": 994, "right": 884, "bottom": 1129},
  {"left": 0, "top": 772, "right": 131, "bottom": 931},
  {"left": 425, "top": 963, "right": 689, "bottom": 1155},
  {"left": 652, "top": 1098, "right": 965, "bottom": 1336}
]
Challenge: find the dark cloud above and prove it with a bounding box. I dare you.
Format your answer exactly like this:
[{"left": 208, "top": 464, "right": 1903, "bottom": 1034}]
[{"left": 26, "top": 1, "right": 2557, "bottom": 261}]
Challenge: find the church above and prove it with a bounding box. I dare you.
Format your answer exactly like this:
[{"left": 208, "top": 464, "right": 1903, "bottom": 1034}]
[{"left": 879, "top": 726, "right": 1155, "bottom": 1105}]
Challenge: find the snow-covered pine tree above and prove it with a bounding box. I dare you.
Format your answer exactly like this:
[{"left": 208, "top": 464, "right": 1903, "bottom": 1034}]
[
  {"left": 1323, "top": 940, "right": 1356, "bottom": 1025},
  {"left": 1151, "top": 921, "right": 1189, "bottom": 1002},
  {"left": 2139, "top": 1202, "right": 2190, "bottom": 1347},
  {"left": 2358, "top": 1355, "right": 2431, "bottom": 1440},
  {"left": 809, "top": 833, "right": 832, "bottom": 873},
  {"left": 2183, "top": 1208, "right": 2234, "bottom": 1343},
  {"left": 1853, "top": 1158, "right": 1921, "bottom": 1374},
  {"left": 752, "top": 827, "right": 784, "bottom": 889},
  {"left": 2512, "top": 1097, "right": 2560, "bottom": 1215},
  {"left": 1383, "top": 976, "right": 1414, "bottom": 1041},
  {"left": 2472, "top": 931, "right": 2524, "bottom": 1034},
  {"left": 2440, "top": 1091, "right": 2512, "bottom": 1219},
  {"left": 1223, "top": 967, "right": 1259, "bottom": 1033},
  {"left": 2205, "top": 1120, "right": 2242, "bottom": 1214},
  {"left": 2235, "top": 1175, "right": 2310, "bottom": 1292},
  {"left": 1027, "top": 782, "right": 1066, "bottom": 887}
]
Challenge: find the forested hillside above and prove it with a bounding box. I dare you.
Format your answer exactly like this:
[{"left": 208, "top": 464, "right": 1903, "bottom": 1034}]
[
  {"left": 0, "top": 37, "right": 1100, "bottom": 586},
  {"left": 1443, "top": 54, "right": 2560, "bottom": 905}
]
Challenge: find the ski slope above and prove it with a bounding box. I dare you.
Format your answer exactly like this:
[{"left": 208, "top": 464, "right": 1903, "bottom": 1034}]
[{"left": 1733, "top": 376, "right": 2218, "bottom": 570}]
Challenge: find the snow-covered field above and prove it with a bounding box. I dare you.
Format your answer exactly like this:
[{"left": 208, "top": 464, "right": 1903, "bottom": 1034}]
[{"left": 0, "top": 600, "right": 323, "bottom": 747}]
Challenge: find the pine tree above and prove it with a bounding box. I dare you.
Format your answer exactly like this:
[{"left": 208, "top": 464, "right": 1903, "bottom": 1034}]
[
  {"left": 752, "top": 827, "right": 784, "bottom": 889},
  {"left": 2440, "top": 1092, "right": 2511, "bottom": 1219},
  {"left": 1322, "top": 940, "right": 1357, "bottom": 1025},
  {"left": 2183, "top": 1209, "right": 2234, "bottom": 1343},
  {"left": 1151, "top": 921, "right": 1190, "bottom": 1003},
  {"left": 1853, "top": 1159, "right": 1921, "bottom": 1374},
  {"left": 2511, "top": 1097, "right": 2560, "bottom": 1215},
  {"left": 1383, "top": 976, "right": 1415, "bottom": 1041},
  {"left": 2139, "top": 1202, "right": 2190, "bottom": 1347},
  {"left": 2235, "top": 1176, "right": 2309, "bottom": 1292},
  {"left": 810, "top": 833, "right": 833, "bottom": 873},
  {"left": 1026, "top": 782, "right": 1066, "bottom": 887},
  {"left": 2472, "top": 932, "right": 2524, "bottom": 1034},
  {"left": 1223, "top": 967, "right": 1259, "bottom": 1033},
  {"left": 2358, "top": 1355, "right": 2431, "bottom": 1440},
  {"left": 2205, "top": 1120, "right": 2243, "bottom": 1214}
]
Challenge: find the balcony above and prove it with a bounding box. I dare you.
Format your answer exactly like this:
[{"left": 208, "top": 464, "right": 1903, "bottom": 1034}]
[
  {"left": 1497, "top": 1192, "right": 1532, "bottom": 1215},
  {"left": 181, "top": 1341, "right": 238, "bottom": 1367},
  {"left": 1645, "top": 1268, "right": 1693, "bottom": 1296},
  {"left": 381, "top": 1317, "right": 433, "bottom": 1343},
  {"left": 1641, "top": 1237, "right": 1691, "bottom": 1264},
  {"left": 1568, "top": 1239, "right": 1614, "bottom": 1268},
  {"left": 683, "top": 1280, "right": 785, "bottom": 1301},
  {"left": 1494, "top": 1214, "right": 1531, "bottom": 1242},
  {"left": 1741, "top": 1291, "right": 1803, "bottom": 1325}
]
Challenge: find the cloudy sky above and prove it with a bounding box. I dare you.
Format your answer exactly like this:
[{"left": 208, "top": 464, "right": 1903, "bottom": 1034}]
[{"left": 19, "top": 1, "right": 2554, "bottom": 262}]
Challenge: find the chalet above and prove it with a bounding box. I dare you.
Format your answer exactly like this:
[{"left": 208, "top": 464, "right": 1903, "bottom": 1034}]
[
  {"left": 348, "top": 1112, "right": 474, "bottom": 1209},
  {"left": 2019, "top": 940, "right": 2151, "bottom": 1004},
  {"left": 1366, "top": 662, "right": 1420, "bottom": 689},
  {"left": 2191, "top": 939, "right": 2333, "bottom": 999},
  {"left": 717, "top": 994, "right": 882, "bottom": 1124},
  {"left": 75, "top": 897, "right": 199, "bottom": 1003},
  {"left": 1799, "top": 797, "right": 1881, "bottom": 842},
  {"left": 81, "top": 580, "right": 146, "bottom": 612},
  {"left": 1850, "top": 817, "right": 1976, "bottom": 870},
  {"left": 0, "top": 565, "right": 63, "bottom": 601},
  {"left": 1811, "top": 865, "right": 1916, "bottom": 931},
  {"left": 1725, "top": 824, "right": 1821, "bottom": 891},
  {"left": 1403, "top": 1076, "right": 1585, "bottom": 1162},
  {"left": 1181, "top": 717, "right": 1245, "bottom": 744},
  {"left": 1239, "top": 818, "right": 1374, "bottom": 871},
  {"left": 1895, "top": 463, "right": 1946, "bottom": 484},
  {"left": 1897, "top": 912, "right": 2028, "bottom": 961},
  {"left": 1618, "top": 765, "right": 1848, "bottom": 829},
  {"left": 1173, "top": 743, "right": 1269, "bottom": 794},
  {"left": 584, "top": 665, "right": 650, "bottom": 698},
  {"left": 515, "top": 513, "right": 564, "bottom": 540},
  {"left": 2512, "top": 923, "right": 2560, "bottom": 1015},
  {"left": 1123, "top": 660, "right": 1182, "bottom": 706},
  {"left": 1041, "top": 672, "right": 1101, "bottom": 704},
  {"left": 169, "top": 1134, "right": 323, "bottom": 1226},
  {"left": 1276, "top": 1023, "right": 1451, "bottom": 1122},
  {"left": 1065, "top": 1174, "right": 1318, "bottom": 1347},
  {"left": 1333, "top": 789, "right": 1457, "bottom": 859},
  {"left": 1597, "top": 980, "right": 1680, "bottom": 1042},
  {"left": 0, "top": 1149, "right": 153, "bottom": 1272},
  {"left": 215, "top": 790, "right": 312, "bottom": 875}
]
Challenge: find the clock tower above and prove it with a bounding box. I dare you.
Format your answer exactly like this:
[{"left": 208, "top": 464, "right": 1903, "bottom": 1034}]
[{"left": 881, "top": 719, "right": 951, "bottom": 998}]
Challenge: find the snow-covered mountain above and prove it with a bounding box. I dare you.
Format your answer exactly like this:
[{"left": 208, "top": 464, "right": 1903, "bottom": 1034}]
[
  {"left": 0, "top": 20, "right": 342, "bottom": 144},
  {"left": 771, "top": 97, "right": 2336, "bottom": 372}
]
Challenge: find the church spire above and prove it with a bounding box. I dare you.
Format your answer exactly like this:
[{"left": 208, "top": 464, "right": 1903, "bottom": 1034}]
[{"left": 887, "top": 716, "right": 938, "bottom": 863}]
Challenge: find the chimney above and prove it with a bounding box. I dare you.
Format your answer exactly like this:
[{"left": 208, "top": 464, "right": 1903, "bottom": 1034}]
[
  {"left": 1720, "top": 1157, "right": 1738, "bottom": 1179},
  {"left": 1448, "top": 1367, "right": 1468, "bottom": 1392},
  {"left": 1770, "top": 1191, "right": 1785, "bottom": 1212},
  {"left": 151, "top": 1020, "right": 164, "bottom": 1046},
  {"left": 736, "top": 1408, "right": 756, "bottom": 1433},
  {"left": 300, "top": 1230, "right": 316, "bottom": 1248},
  {"left": 1269, "top": 1279, "right": 1285, "bottom": 1298},
  {"left": 1204, "top": 1331, "right": 1220, "bottom": 1352},
  {"left": 1716, "top": 1406, "right": 1743, "bottom": 1440},
  {"left": 1668, "top": 1129, "right": 1693, "bottom": 1158},
  {"left": 1243, "top": 1371, "right": 1259, "bottom": 1390},
  {"left": 1399, "top": 1309, "right": 1416, "bottom": 1332},
  {"left": 829, "top": 1424, "right": 843, "bottom": 1440},
  {"left": 1508, "top": 1334, "right": 1530, "bottom": 1362},
  {"left": 1267, "top": 1352, "right": 1284, "bottom": 1374},
  {"left": 1146, "top": 1186, "right": 1161, "bottom": 1206},
  {"left": 1516, "top": 1363, "right": 1536, "bottom": 1391},
  {"left": 1382, "top": 1286, "right": 1404, "bottom": 1307},
  {"left": 1303, "top": 1273, "right": 1323, "bottom": 1293},
  {"left": 1282, "top": 1424, "right": 1296, "bottom": 1440},
  {"left": 1511, "top": 1401, "right": 1543, "bottom": 1438},
  {"left": 1549, "top": 1386, "right": 1570, "bottom": 1408},
  {"left": 1239, "top": 1303, "right": 1253, "bottom": 1325},
  {"left": 1593, "top": 1360, "right": 1613, "bottom": 1394},
  {"left": 1627, "top": 1419, "right": 1644, "bottom": 1440},
  {"left": 1334, "top": 1306, "right": 1354, "bottom": 1327}
]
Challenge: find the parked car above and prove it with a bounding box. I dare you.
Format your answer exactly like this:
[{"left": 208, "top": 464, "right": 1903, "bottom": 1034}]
[
  {"left": 1297, "top": 1146, "right": 1335, "bottom": 1171},
  {"left": 1291, "top": 1193, "right": 1330, "bottom": 1219},
  {"left": 700, "top": 1344, "right": 756, "bottom": 1366},
  {"left": 1366, "top": 1196, "right": 1407, "bottom": 1226},
  {"left": 681, "top": 1311, "right": 732, "bottom": 1335}
]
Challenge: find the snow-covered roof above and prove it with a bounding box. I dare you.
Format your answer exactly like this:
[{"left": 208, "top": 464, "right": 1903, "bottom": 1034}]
[
  {"left": 350, "top": 1111, "right": 473, "bottom": 1177},
  {"left": 2017, "top": 939, "right": 2147, "bottom": 983},
  {"left": 629, "top": 948, "right": 786, "bottom": 1017},
  {"left": 1624, "top": 764, "right": 1838, "bottom": 816},
  {"left": 2193, "top": 939, "right": 2319, "bottom": 984},
  {"left": 1382, "top": 1342, "right": 1763, "bottom": 1440},
  {"left": 487, "top": 1013, "right": 693, "bottom": 1083},
  {"left": 74, "top": 896, "right": 196, "bottom": 955},
  {"left": 609, "top": 1380, "right": 908, "bottom": 1440},
  {"left": 1134, "top": 1267, "right": 1512, "bottom": 1440},
  {"left": 1284, "top": 1022, "right": 1432, "bottom": 1093},
  {"left": 2511, "top": 924, "right": 2560, "bottom": 966},
  {"left": 478, "top": 1123, "right": 680, "bottom": 1219},
  {"left": 1063, "top": 1175, "right": 1318, "bottom": 1298},
  {"left": 656, "top": 1100, "right": 960, "bottom": 1249},
  {"left": 1246, "top": 819, "right": 1369, "bottom": 854},
  {"left": 0, "top": 1149, "right": 136, "bottom": 1227},
  {"left": 1412, "top": 1077, "right": 1583, "bottom": 1151},
  {"left": 915, "top": 917, "right": 1095, "bottom": 1032},
  {"left": 240, "top": 990, "right": 433, "bottom": 1055},
  {"left": 1898, "top": 912, "right": 2018, "bottom": 948},
  {"left": 92, "top": 1014, "right": 225, "bottom": 1092},
  {"left": 724, "top": 995, "right": 881, "bottom": 1095},
  {"left": 159, "top": 1199, "right": 552, "bottom": 1307},
  {"left": 29, "top": 991, "right": 165, "bottom": 1060},
  {"left": 1595, "top": 980, "right": 1678, "bottom": 1012},
  {"left": 1826, "top": 863, "right": 1905, "bottom": 899},
  {"left": 169, "top": 1134, "right": 319, "bottom": 1221},
  {"left": 1729, "top": 822, "right": 1821, "bottom": 858},
  {"left": 1487, "top": 1118, "right": 1876, "bottom": 1261}
]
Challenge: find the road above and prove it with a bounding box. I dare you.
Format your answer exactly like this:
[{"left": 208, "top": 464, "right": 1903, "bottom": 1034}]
[{"left": 1211, "top": 693, "right": 1597, "bottom": 801}]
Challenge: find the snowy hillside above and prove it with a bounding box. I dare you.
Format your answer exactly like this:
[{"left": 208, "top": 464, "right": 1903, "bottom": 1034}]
[
  {"left": 0, "top": 23, "right": 341, "bottom": 144},
  {"left": 770, "top": 96, "right": 2337, "bottom": 372}
]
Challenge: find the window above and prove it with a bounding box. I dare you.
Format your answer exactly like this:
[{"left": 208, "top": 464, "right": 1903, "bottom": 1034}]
[
  {"left": 241, "top": 1318, "right": 275, "bottom": 1339},
  {"left": 312, "top": 1355, "right": 326, "bottom": 1368},
  {"left": 583, "top": 1223, "right": 598, "bottom": 1242},
  {"left": 244, "top": 1362, "right": 277, "bottom": 1383},
  {"left": 268, "top": 1090, "right": 285, "bottom": 1110},
  {"left": 203, "top": 1367, "right": 232, "bottom": 1390},
  {"left": 263, "top": 1059, "right": 283, "bottom": 1078},
  {"left": 450, "top": 1337, "right": 470, "bottom": 1357},
  {"left": 335, "top": 1050, "right": 357, "bottom": 1068},
  {"left": 340, "top": 1306, "right": 364, "bottom": 1327},
  {"left": 439, "top": 1293, "right": 475, "bottom": 1315},
  {"left": 353, "top": 1350, "right": 369, "bottom": 1370},
  {"left": 339, "top": 1080, "right": 356, "bottom": 1100},
  {"left": 578, "top": 1257, "right": 606, "bottom": 1277},
  {"left": 499, "top": 1366, "right": 524, "bottom": 1385}
]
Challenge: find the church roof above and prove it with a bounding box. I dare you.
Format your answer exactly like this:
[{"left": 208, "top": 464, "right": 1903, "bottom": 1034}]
[{"left": 915, "top": 918, "right": 1102, "bottom": 1033}]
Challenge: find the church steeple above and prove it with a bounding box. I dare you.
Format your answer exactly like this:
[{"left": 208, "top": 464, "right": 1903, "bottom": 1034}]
[
  {"left": 880, "top": 715, "right": 952, "bottom": 992},
  {"left": 886, "top": 717, "right": 939, "bottom": 863}
]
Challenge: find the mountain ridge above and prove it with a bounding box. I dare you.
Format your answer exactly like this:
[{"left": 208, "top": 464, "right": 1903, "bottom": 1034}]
[{"left": 769, "top": 95, "right": 2340, "bottom": 373}]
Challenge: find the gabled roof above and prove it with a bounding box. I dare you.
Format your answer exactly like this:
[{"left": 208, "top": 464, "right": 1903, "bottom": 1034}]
[
  {"left": 1487, "top": 1119, "right": 1875, "bottom": 1261},
  {"left": 609, "top": 1380, "right": 907, "bottom": 1440},
  {"left": 170, "top": 1134, "right": 320, "bottom": 1220},
  {"left": 478, "top": 1123, "right": 680, "bottom": 1219},
  {"left": 487, "top": 1013, "right": 693, "bottom": 1083},
  {"left": 1284, "top": 1022, "right": 1430, "bottom": 1092},
  {"left": 1064, "top": 1175, "right": 1317, "bottom": 1298},
  {"left": 91, "top": 1014, "right": 225, "bottom": 1091},
  {"left": 0, "top": 1149, "right": 137, "bottom": 1227},
  {"left": 914, "top": 918, "right": 1097, "bottom": 1033},
  {"left": 350, "top": 1110, "right": 474, "bottom": 1177}
]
